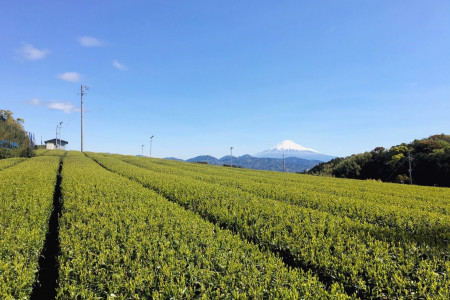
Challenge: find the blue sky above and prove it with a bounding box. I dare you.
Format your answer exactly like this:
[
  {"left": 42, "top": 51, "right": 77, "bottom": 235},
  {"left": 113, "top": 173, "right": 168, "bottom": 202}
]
[{"left": 1, "top": 0, "right": 449, "bottom": 159}]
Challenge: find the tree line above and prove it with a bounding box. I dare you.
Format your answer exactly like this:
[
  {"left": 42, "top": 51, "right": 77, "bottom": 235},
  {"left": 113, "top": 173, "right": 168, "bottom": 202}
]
[
  {"left": 306, "top": 134, "right": 450, "bottom": 187},
  {"left": 0, "top": 110, "right": 34, "bottom": 158}
]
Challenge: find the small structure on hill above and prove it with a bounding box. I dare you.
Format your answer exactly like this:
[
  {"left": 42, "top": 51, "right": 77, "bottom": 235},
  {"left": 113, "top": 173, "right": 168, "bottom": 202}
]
[{"left": 44, "top": 138, "right": 68, "bottom": 150}]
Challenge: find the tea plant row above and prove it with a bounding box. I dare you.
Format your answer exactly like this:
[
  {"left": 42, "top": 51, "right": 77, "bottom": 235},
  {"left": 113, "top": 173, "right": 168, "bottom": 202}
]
[
  {"left": 56, "top": 152, "right": 346, "bottom": 299},
  {"left": 89, "top": 153, "right": 449, "bottom": 299},
  {"left": 0, "top": 156, "right": 61, "bottom": 298}
]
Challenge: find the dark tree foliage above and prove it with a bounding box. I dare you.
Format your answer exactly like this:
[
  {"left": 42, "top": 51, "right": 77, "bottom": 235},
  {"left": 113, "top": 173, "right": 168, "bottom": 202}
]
[
  {"left": 0, "top": 110, "right": 34, "bottom": 159},
  {"left": 307, "top": 134, "right": 450, "bottom": 187}
]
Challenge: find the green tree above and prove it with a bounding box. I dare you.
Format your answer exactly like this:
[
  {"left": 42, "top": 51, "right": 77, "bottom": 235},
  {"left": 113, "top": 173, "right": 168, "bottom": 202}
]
[
  {"left": 0, "top": 110, "right": 34, "bottom": 158},
  {"left": 333, "top": 157, "right": 362, "bottom": 178},
  {"left": 307, "top": 135, "right": 450, "bottom": 187}
]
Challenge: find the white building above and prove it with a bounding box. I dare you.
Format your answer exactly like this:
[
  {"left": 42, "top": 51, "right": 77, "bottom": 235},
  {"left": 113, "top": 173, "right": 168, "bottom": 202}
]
[{"left": 44, "top": 138, "right": 68, "bottom": 150}]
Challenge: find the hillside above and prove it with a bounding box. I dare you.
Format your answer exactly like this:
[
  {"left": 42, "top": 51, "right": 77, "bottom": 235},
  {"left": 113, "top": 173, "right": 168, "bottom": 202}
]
[
  {"left": 167, "top": 140, "right": 334, "bottom": 173},
  {"left": 1, "top": 149, "right": 449, "bottom": 298},
  {"left": 182, "top": 154, "right": 321, "bottom": 172},
  {"left": 306, "top": 134, "right": 450, "bottom": 187},
  {"left": 0, "top": 110, "right": 34, "bottom": 158}
]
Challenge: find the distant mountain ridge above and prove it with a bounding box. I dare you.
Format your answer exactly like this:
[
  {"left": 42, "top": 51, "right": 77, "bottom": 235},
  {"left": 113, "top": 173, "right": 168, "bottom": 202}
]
[
  {"left": 165, "top": 154, "right": 322, "bottom": 173},
  {"left": 164, "top": 140, "right": 334, "bottom": 173},
  {"left": 254, "top": 140, "right": 335, "bottom": 162}
]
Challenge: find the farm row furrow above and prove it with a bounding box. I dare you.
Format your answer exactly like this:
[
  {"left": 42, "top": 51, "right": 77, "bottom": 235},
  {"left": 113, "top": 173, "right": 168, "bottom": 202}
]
[
  {"left": 88, "top": 153, "right": 449, "bottom": 299},
  {"left": 58, "top": 152, "right": 346, "bottom": 298}
]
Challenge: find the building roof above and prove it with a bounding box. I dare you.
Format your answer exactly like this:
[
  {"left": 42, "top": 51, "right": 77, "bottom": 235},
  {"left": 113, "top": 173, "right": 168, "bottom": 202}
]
[{"left": 44, "top": 138, "right": 69, "bottom": 145}]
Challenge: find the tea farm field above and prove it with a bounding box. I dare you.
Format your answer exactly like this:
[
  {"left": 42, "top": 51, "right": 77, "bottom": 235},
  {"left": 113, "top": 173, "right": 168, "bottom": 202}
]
[{"left": 1, "top": 150, "right": 449, "bottom": 299}]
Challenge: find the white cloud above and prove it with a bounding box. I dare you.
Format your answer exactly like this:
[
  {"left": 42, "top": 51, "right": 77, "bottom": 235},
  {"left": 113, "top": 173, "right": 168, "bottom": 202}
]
[
  {"left": 113, "top": 60, "right": 127, "bottom": 70},
  {"left": 17, "top": 43, "right": 49, "bottom": 60},
  {"left": 78, "top": 36, "right": 102, "bottom": 47},
  {"left": 27, "top": 98, "right": 42, "bottom": 106},
  {"left": 48, "top": 101, "right": 80, "bottom": 113},
  {"left": 26, "top": 98, "right": 80, "bottom": 114},
  {"left": 57, "top": 72, "right": 81, "bottom": 82}
]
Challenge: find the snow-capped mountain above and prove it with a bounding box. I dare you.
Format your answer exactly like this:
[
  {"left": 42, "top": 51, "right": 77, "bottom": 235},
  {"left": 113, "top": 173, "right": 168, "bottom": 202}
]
[
  {"left": 254, "top": 140, "right": 335, "bottom": 162},
  {"left": 167, "top": 154, "right": 322, "bottom": 173}
]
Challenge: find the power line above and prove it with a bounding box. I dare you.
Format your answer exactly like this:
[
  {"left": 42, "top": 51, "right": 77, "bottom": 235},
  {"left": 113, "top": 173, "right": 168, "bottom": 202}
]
[
  {"left": 384, "top": 154, "right": 412, "bottom": 183},
  {"left": 384, "top": 162, "right": 404, "bottom": 182},
  {"left": 384, "top": 155, "right": 412, "bottom": 184}
]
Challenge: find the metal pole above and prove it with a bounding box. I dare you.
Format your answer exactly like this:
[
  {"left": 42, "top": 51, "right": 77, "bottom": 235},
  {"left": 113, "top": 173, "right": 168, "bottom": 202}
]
[
  {"left": 59, "top": 122, "right": 63, "bottom": 149},
  {"left": 408, "top": 150, "right": 413, "bottom": 185},
  {"left": 55, "top": 122, "right": 62, "bottom": 149},
  {"left": 230, "top": 147, "right": 233, "bottom": 167},
  {"left": 150, "top": 136, "right": 154, "bottom": 158},
  {"left": 81, "top": 85, "right": 88, "bottom": 151},
  {"left": 81, "top": 85, "right": 84, "bottom": 151}
]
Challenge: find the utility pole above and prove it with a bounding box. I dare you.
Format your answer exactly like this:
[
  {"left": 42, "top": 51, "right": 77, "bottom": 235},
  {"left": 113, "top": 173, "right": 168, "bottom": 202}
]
[
  {"left": 283, "top": 153, "right": 286, "bottom": 172},
  {"left": 150, "top": 136, "right": 154, "bottom": 158},
  {"left": 58, "top": 122, "right": 63, "bottom": 149},
  {"left": 56, "top": 122, "right": 63, "bottom": 149},
  {"left": 230, "top": 147, "right": 233, "bottom": 167},
  {"left": 142, "top": 144, "right": 145, "bottom": 156},
  {"left": 81, "top": 85, "right": 87, "bottom": 151},
  {"left": 55, "top": 124, "right": 58, "bottom": 149},
  {"left": 408, "top": 150, "right": 413, "bottom": 185}
]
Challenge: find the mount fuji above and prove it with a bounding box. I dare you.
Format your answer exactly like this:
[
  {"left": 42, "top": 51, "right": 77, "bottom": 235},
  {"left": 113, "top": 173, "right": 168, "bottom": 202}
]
[
  {"left": 164, "top": 140, "right": 336, "bottom": 173},
  {"left": 254, "top": 140, "right": 335, "bottom": 162}
]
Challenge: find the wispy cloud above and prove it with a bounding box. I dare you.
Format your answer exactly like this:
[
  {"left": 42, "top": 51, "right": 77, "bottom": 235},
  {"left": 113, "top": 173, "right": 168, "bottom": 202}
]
[
  {"left": 113, "top": 60, "right": 127, "bottom": 70},
  {"left": 26, "top": 98, "right": 80, "bottom": 114},
  {"left": 48, "top": 101, "right": 80, "bottom": 113},
  {"left": 78, "top": 36, "right": 102, "bottom": 47},
  {"left": 17, "top": 43, "right": 49, "bottom": 61},
  {"left": 27, "top": 98, "right": 42, "bottom": 106},
  {"left": 57, "top": 72, "right": 81, "bottom": 82}
]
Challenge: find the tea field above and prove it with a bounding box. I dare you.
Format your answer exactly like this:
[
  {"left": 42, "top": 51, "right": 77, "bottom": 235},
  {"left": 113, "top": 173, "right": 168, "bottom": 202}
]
[{"left": 1, "top": 150, "right": 449, "bottom": 299}]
